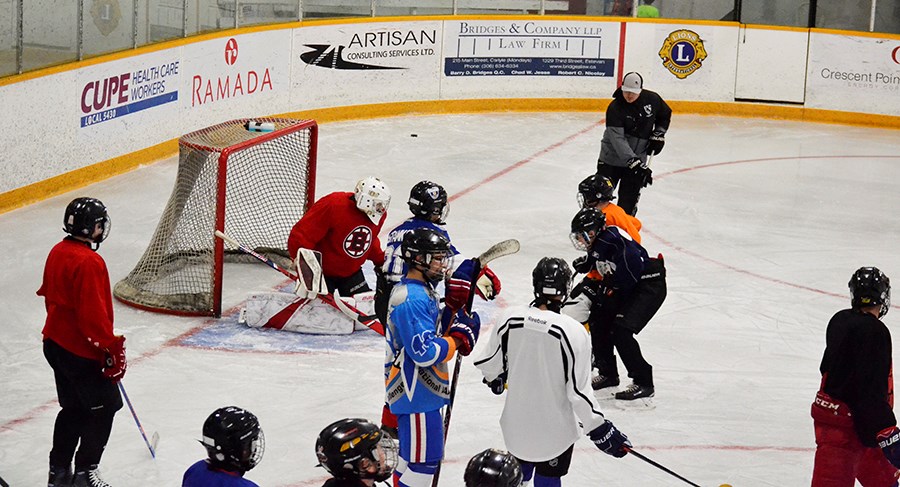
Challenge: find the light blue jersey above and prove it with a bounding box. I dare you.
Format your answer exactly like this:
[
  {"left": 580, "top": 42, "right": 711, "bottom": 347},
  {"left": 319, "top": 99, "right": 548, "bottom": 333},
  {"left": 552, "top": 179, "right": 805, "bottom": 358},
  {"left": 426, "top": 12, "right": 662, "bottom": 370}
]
[
  {"left": 385, "top": 277, "right": 454, "bottom": 415},
  {"left": 383, "top": 218, "right": 459, "bottom": 285}
]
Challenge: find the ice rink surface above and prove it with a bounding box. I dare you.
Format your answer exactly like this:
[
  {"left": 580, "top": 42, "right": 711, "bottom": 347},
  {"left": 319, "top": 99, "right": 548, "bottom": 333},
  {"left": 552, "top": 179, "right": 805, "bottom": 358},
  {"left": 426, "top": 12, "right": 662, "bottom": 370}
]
[{"left": 2, "top": 112, "right": 900, "bottom": 486}]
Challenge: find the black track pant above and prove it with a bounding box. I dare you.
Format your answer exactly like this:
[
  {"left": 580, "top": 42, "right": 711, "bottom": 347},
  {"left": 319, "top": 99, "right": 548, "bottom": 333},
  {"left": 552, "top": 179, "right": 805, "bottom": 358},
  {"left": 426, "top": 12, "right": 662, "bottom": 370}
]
[
  {"left": 43, "top": 339, "right": 122, "bottom": 471},
  {"left": 597, "top": 163, "right": 644, "bottom": 216},
  {"left": 324, "top": 269, "right": 371, "bottom": 297}
]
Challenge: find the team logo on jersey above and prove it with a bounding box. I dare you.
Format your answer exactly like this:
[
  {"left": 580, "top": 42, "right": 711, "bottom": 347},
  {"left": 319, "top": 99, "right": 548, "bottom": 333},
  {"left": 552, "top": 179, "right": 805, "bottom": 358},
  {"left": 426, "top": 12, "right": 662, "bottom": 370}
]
[
  {"left": 344, "top": 225, "right": 373, "bottom": 258},
  {"left": 658, "top": 29, "right": 707, "bottom": 79}
]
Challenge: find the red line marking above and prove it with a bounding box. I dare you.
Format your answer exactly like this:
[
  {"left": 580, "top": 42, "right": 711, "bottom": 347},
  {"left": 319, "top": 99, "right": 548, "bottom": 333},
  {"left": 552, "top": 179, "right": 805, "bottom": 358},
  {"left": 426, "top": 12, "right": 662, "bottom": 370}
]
[{"left": 649, "top": 153, "right": 900, "bottom": 309}]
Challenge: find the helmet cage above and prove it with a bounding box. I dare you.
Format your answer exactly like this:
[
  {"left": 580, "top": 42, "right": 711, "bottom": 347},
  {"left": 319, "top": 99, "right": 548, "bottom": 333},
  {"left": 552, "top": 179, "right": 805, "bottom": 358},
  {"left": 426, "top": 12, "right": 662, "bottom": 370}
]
[
  {"left": 355, "top": 177, "right": 391, "bottom": 224},
  {"left": 201, "top": 407, "right": 265, "bottom": 473}
]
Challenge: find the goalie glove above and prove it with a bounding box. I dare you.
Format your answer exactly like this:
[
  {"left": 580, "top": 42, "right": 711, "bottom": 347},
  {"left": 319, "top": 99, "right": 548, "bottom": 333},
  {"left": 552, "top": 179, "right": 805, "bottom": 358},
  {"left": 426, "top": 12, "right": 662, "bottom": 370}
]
[
  {"left": 475, "top": 266, "right": 501, "bottom": 300},
  {"left": 293, "top": 248, "right": 326, "bottom": 299}
]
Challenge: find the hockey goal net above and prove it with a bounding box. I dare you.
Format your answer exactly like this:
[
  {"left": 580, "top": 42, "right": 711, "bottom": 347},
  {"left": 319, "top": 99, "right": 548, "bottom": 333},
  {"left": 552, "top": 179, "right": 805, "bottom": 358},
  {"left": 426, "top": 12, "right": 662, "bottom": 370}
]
[{"left": 114, "top": 118, "right": 317, "bottom": 317}]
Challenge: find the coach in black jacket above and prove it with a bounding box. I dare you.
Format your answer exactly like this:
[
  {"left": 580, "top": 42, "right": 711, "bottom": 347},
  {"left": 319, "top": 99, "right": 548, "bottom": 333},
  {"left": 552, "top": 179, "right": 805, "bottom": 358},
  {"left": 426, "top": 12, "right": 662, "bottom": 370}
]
[{"left": 597, "top": 72, "right": 672, "bottom": 216}]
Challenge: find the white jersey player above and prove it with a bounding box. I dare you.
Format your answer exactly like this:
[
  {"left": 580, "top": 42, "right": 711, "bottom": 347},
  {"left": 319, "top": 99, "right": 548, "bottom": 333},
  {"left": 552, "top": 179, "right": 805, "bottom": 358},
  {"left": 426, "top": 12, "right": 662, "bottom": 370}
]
[{"left": 473, "top": 257, "right": 631, "bottom": 485}]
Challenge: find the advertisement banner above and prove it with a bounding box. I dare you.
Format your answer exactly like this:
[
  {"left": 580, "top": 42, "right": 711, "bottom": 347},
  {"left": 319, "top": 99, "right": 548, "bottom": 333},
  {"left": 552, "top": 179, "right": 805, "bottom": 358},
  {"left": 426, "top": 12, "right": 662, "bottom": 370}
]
[
  {"left": 290, "top": 22, "right": 443, "bottom": 109},
  {"left": 441, "top": 19, "right": 621, "bottom": 99},
  {"left": 77, "top": 51, "right": 181, "bottom": 131},
  {"left": 181, "top": 30, "right": 291, "bottom": 122},
  {"left": 806, "top": 33, "right": 900, "bottom": 116}
]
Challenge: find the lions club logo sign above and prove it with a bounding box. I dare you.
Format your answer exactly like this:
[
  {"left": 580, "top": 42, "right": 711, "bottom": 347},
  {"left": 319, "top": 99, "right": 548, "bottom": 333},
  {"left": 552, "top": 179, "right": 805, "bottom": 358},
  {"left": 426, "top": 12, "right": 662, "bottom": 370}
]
[
  {"left": 344, "top": 225, "right": 373, "bottom": 258},
  {"left": 659, "top": 29, "right": 707, "bottom": 79}
]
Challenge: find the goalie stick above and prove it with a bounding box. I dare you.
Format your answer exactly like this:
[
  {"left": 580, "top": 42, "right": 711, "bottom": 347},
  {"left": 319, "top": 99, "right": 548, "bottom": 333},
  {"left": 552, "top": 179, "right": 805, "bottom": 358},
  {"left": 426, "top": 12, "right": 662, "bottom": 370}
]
[
  {"left": 214, "top": 231, "right": 385, "bottom": 335},
  {"left": 433, "top": 238, "right": 521, "bottom": 487},
  {"left": 118, "top": 382, "right": 159, "bottom": 459}
]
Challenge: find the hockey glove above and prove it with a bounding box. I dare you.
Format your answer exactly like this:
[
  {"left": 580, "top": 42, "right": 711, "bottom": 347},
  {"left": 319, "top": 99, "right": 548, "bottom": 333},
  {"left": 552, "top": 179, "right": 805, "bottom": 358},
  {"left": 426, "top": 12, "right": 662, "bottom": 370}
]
[
  {"left": 448, "top": 310, "right": 481, "bottom": 356},
  {"left": 877, "top": 426, "right": 900, "bottom": 469},
  {"left": 572, "top": 255, "right": 593, "bottom": 274},
  {"left": 483, "top": 372, "right": 507, "bottom": 395},
  {"left": 589, "top": 420, "right": 631, "bottom": 458},
  {"left": 475, "top": 266, "right": 502, "bottom": 300},
  {"left": 647, "top": 130, "right": 665, "bottom": 155},
  {"left": 635, "top": 166, "right": 653, "bottom": 188},
  {"left": 626, "top": 157, "right": 645, "bottom": 170},
  {"left": 102, "top": 335, "right": 127, "bottom": 382},
  {"left": 446, "top": 259, "right": 477, "bottom": 311}
]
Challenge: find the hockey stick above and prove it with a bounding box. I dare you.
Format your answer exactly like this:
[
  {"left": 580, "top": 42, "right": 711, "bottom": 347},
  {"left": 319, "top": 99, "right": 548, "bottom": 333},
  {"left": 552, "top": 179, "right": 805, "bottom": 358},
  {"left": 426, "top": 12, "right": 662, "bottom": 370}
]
[
  {"left": 0, "top": 474, "right": 8, "bottom": 487},
  {"left": 433, "top": 239, "right": 521, "bottom": 487},
  {"left": 214, "top": 230, "right": 385, "bottom": 335},
  {"left": 118, "top": 382, "right": 159, "bottom": 459},
  {"left": 626, "top": 448, "right": 701, "bottom": 487}
]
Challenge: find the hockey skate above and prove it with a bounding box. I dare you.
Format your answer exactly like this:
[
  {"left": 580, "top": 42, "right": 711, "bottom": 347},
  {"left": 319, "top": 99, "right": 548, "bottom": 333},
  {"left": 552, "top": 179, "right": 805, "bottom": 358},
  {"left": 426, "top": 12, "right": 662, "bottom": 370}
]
[
  {"left": 591, "top": 374, "right": 619, "bottom": 391},
  {"left": 73, "top": 466, "right": 112, "bottom": 487},
  {"left": 48, "top": 465, "right": 73, "bottom": 487},
  {"left": 613, "top": 383, "right": 655, "bottom": 408}
]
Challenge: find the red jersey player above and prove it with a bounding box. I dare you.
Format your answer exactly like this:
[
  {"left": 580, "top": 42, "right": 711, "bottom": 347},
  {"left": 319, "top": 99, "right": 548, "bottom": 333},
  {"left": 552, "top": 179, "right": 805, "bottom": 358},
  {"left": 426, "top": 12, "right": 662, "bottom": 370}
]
[
  {"left": 40, "top": 197, "right": 125, "bottom": 487},
  {"left": 240, "top": 177, "right": 391, "bottom": 334}
]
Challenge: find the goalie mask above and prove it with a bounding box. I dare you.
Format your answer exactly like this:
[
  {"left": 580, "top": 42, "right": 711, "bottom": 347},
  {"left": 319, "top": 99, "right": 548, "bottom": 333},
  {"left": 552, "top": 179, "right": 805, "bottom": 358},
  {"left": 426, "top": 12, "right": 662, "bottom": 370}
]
[
  {"left": 200, "top": 406, "right": 265, "bottom": 473},
  {"left": 577, "top": 174, "right": 616, "bottom": 208},
  {"left": 401, "top": 228, "right": 454, "bottom": 283},
  {"left": 64, "top": 197, "right": 111, "bottom": 244},
  {"left": 316, "top": 418, "right": 398, "bottom": 482},
  {"left": 464, "top": 448, "right": 523, "bottom": 487},
  {"left": 569, "top": 207, "right": 606, "bottom": 252},
  {"left": 355, "top": 176, "right": 391, "bottom": 224},
  {"left": 849, "top": 267, "right": 891, "bottom": 318},
  {"left": 532, "top": 257, "right": 573, "bottom": 313},
  {"left": 408, "top": 180, "right": 449, "bottom": 224}
]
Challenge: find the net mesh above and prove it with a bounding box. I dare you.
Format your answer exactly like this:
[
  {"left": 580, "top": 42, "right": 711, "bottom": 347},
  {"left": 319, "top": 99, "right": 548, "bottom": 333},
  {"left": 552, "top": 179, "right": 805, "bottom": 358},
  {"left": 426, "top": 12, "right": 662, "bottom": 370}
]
[{"left": 114, "top": 118, "right": 316, "bottom": 316}]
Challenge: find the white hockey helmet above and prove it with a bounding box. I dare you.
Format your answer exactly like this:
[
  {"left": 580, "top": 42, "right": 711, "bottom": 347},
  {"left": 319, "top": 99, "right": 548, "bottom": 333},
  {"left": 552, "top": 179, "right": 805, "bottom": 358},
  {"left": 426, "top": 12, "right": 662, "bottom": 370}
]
[{"left": 355, "top": 176, "right": 391, "bottom": 224}]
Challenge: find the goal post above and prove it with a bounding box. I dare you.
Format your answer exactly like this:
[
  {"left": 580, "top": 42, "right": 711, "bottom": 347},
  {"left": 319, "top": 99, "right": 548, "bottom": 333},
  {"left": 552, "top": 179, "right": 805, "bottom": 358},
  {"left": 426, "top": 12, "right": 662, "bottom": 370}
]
[{"left": 114, "top": 118, "right": 318, "bottom": 317}]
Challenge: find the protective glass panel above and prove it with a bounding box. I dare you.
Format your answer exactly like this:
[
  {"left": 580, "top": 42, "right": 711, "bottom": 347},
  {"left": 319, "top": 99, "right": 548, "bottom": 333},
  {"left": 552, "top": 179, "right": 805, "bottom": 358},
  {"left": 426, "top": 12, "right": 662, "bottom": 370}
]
[
  {"left": 236, "top": 1, "right": 299, "bottom": 27},
  {"left": 741, "top": 0, "right": 809, "bottom": 26},
  {"left": 816, "top": 0, "right": 873, "bottom": 30},
  {"left": 83, "top": 0, "right": 136, "bottom": 58},
  {"left": 625, "top": 0, "right": 737, "bottom": 21},
  {"left": 303, "top": 0, "right": 371, "bottom": 19},
  {"left": 138, "top": 0, "right": 185, "bottom": 46},
  {"left": 873, "top": 0, "right": 900, "bottom": 33},
  {"left": 374, "top": 0, "right": 452, "bottom": 16},
  {"left": 22, "top": 1, "right": 78, "bottom": 72},
  {"left": 0, "top": 1, "right": 17, "bottom": 77}
]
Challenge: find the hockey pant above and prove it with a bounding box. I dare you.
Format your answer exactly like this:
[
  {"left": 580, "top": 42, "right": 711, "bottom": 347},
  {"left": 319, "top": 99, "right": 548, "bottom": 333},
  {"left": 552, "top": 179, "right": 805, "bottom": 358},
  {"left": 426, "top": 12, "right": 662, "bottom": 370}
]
[
  {"left": 811, "top": 391, "right": 900, "bottom": 486},
  {"left": 591, "top": 258, "right": 666, "bottom": 387},
  {"left": 43, "top": 339, "right": 122, "bottom": 471},
  {"left": 393, "top": 410, "right": 443, "bottom": 487},
  {"left": 241, "top": 291, "right": 375, "bottom": 334},
  {"left": 598, "top": 163, "right": 645, "bottom": 216}
]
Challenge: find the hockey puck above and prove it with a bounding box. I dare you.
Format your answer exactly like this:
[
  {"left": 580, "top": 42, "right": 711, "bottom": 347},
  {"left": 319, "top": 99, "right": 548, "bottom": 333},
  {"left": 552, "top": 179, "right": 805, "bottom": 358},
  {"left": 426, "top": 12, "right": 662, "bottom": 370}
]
[{"left": 410, "top": 134, "right": 418, "bottom": 137}]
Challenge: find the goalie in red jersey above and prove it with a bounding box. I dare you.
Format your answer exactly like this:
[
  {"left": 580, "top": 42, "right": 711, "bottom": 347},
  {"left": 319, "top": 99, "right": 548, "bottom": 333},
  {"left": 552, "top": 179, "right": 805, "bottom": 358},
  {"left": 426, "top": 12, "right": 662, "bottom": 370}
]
[{"left": 240, "top": 176, "right": 391, "bottom": 334}]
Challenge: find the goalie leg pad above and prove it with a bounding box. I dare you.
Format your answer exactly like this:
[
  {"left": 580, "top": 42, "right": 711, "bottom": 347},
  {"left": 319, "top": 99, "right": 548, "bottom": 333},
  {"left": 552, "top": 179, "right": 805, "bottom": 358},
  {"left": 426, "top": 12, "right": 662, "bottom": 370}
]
[
  {"left": 242, "top": 292, "right": 354, "bottom": 334},
  {"left": 293, "top": 248, "right": 325, "bottom": 299},
  {"left": 350, "top": 291, "right": 376, "bottom": 331}
]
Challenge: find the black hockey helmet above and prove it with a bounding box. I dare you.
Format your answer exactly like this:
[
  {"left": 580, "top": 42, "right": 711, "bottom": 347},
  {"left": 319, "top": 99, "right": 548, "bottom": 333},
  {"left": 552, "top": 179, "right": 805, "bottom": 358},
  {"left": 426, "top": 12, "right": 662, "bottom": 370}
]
[
  {"left": 401, "top": 228, "right": 454, "bottom": 281},
  {"left": 569, "top": 207, "right": 606, "bottom": 251},
  {"left": 200, "top": 406, "right": 265, "bottom": 473},
  {"left": 316, "top": 418, "right": 398, "bottom": 482},
  {"left": 577, "top": 174, "right": 616, "bottom": 208},
  {"left": 408, "top": 180, "right": 449, "bottom": 224},
  {"left": 849, "top": 267, "right": 891, "bottom": 318},
  {"left": 532, "top": 257, "right": 573, "bottom": 312},
  {"left": 464, "top": 448, "right": 523, "bottom": 487},
  {"left": 63, "top": 197, "right": 111, "bottom": 243}
]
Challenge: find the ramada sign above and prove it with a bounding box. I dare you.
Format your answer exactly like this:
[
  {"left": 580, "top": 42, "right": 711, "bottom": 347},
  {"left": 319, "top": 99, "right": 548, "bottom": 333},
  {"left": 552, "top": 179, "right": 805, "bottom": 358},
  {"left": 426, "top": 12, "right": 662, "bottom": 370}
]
[{"left": 191, "top": 38, "right": 274, "bottom": 106}]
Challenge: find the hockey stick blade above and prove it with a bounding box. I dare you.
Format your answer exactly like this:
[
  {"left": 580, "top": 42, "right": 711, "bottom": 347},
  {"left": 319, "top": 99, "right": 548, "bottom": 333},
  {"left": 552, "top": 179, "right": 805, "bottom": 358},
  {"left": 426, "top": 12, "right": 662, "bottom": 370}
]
[
  {"left": 476, "top": 239, "right": 520, "bottom": 267},
  {"left": 329, "top": 291, "right": 385, "bottom": 336}
]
